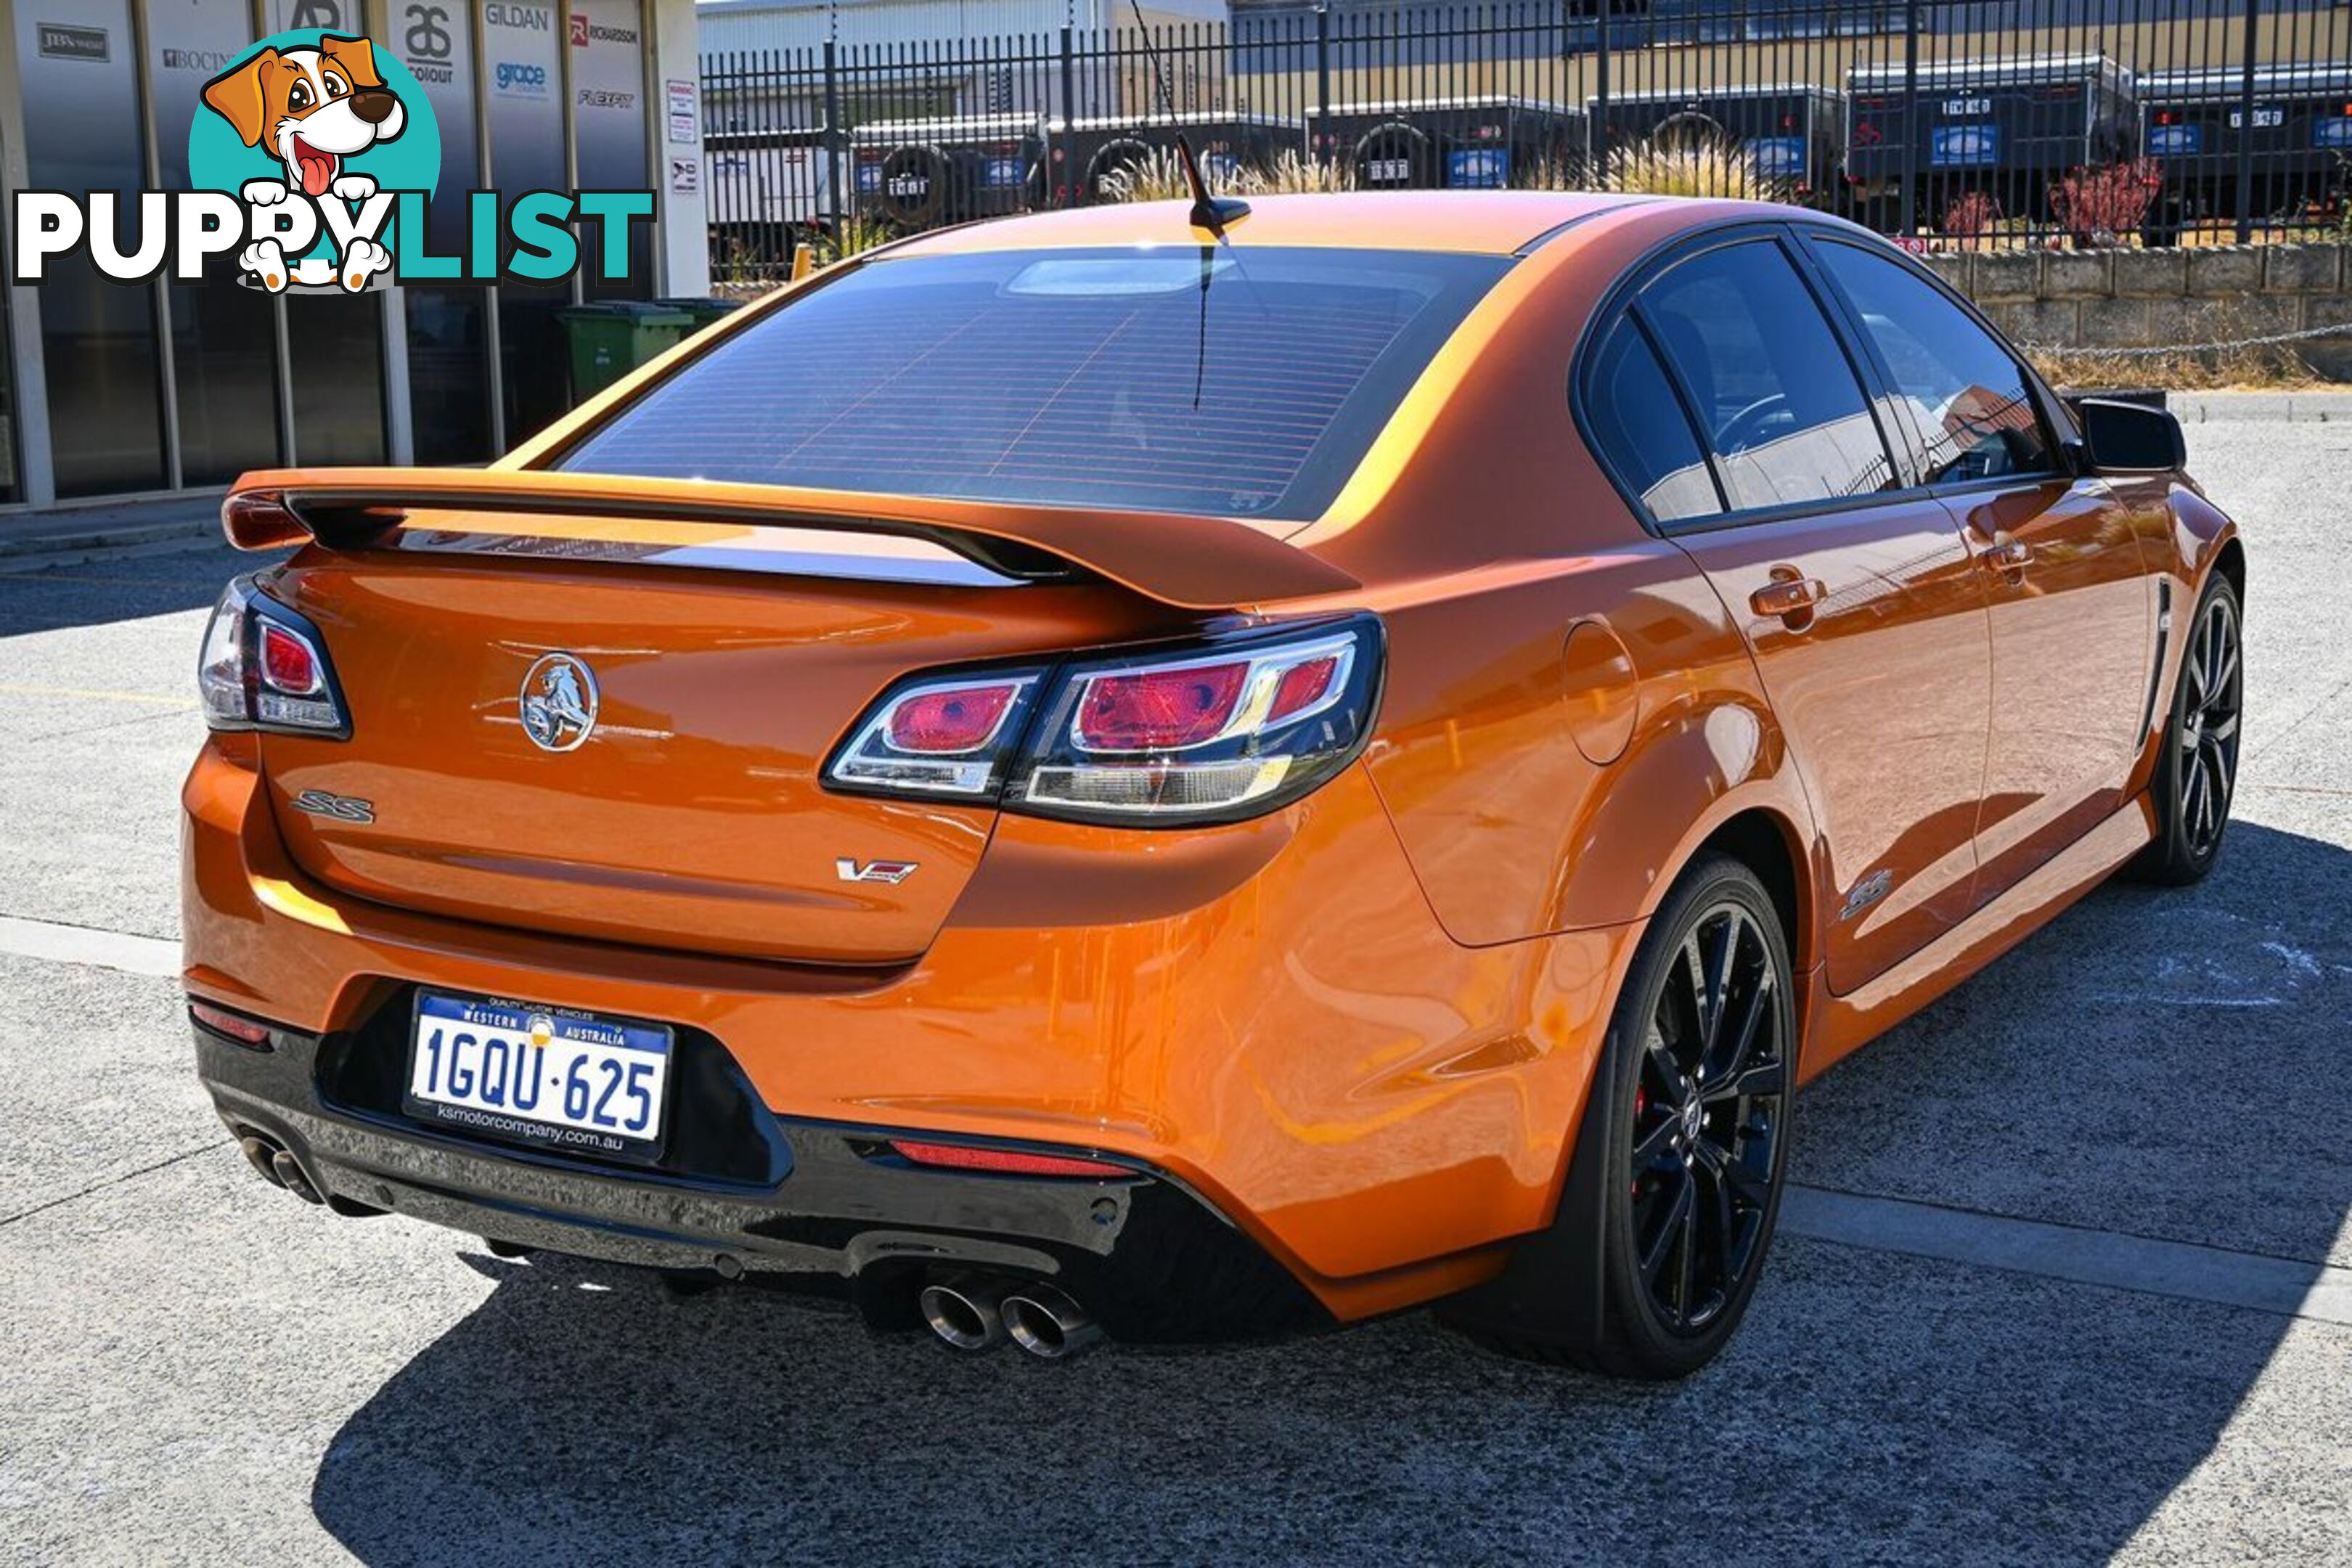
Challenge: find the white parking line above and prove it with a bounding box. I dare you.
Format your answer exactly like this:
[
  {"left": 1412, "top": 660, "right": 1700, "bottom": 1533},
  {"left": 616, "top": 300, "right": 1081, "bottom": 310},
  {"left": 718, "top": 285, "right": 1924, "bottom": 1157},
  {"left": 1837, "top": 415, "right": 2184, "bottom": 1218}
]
[
  {"left": 0, "top": 915, "right": 179, "bottom": 979},
  {"left": 1784, "top": 1185, "right": 2352, "bottom": 1327}
]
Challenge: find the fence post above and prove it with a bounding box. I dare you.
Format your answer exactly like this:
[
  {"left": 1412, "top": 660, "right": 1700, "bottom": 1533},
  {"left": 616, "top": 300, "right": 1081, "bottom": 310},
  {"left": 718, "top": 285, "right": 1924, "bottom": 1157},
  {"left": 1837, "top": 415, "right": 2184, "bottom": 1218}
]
[
  {"left": 1592, "top": 1, "right": 1610, "bottom": 176},
  {"left": 1314, "top": 2, "right": 1331, "bottom": 156},
  {"left": 1898, "top": 0, "right": 1920, "bottom": 237},
  {"left": 2234, "top": 0, "right": 2261, "bottom": 244},
  {"left": 822, "top": 39, "right": 845, "bottom": 231},
  {"left": 1060, "top": 26, "right": 1078, "bottom": 208}
]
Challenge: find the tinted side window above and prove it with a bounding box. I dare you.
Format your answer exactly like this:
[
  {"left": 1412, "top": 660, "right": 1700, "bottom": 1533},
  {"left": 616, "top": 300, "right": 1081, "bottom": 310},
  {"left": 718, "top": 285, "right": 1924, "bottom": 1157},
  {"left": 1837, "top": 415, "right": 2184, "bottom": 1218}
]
[
  {"left": 1816, "top": 240, "right": 2054, "bottom": 485},
  {"left": 1641, "top": 240, "right": 1897, "bottom": 513},
  {"left": 1583, "top": 317, "right": 1722, "bottom": 524}
]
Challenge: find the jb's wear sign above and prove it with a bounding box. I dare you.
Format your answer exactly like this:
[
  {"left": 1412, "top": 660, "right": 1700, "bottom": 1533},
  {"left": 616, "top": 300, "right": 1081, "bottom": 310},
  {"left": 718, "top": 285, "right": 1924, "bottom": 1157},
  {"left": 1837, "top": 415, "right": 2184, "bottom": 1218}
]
[{"left": 12, "top": 24, "right": 655, "bottom": 294}]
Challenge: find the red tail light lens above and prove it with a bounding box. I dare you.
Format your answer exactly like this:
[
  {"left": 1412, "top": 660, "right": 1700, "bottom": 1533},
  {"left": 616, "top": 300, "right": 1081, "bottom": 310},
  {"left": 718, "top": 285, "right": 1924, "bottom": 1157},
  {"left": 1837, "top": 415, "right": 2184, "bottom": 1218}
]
[
  {"left": 889, "top": 1140, "right": 1130, "bottom": 1178},
  {"left": 830, "top": 671, "right": 1044, "bottom": 796},
  {"left": 197, "top": 576, "right": 349, "bottom": 738},
  {"left": 261, "top": 623, "right": 323, "bottom": 695},
  {"left": 1074, "top": 660, "right": 1250, "bottom": 752},
  {"left": 883, "top": 680, "right": 1024, "bottom": 754},
  {"left": 1267, "top": 654, "right": 1339, "bottom": 723}
]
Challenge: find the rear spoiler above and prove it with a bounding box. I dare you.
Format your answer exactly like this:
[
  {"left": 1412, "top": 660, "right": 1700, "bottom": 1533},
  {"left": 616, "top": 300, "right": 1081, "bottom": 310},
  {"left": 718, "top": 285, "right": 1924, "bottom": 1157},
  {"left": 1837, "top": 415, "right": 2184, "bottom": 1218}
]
[{"left": 221, "top": 467, "right": 1360, "bottom": 613}]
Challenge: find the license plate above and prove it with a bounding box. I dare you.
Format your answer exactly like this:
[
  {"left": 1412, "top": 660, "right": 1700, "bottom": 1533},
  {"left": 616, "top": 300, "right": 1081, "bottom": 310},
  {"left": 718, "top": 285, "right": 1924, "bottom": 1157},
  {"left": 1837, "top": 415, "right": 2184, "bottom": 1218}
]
[{"left": 404, "top": 992, "right": 672, "bottom": 1162}]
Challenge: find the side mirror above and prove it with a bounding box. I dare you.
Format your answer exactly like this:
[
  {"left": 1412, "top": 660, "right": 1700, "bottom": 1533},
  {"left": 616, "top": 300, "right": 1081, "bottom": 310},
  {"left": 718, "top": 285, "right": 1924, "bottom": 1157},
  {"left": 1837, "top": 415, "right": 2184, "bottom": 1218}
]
[{"left": 2073, "top": 398, "right": 2187, "bottom": 475}]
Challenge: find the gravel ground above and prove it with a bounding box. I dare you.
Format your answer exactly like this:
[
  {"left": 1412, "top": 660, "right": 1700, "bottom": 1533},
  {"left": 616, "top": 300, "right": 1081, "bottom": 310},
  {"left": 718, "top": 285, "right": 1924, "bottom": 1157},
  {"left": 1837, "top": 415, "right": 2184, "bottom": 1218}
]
[{"left": 0, "top": 419, "right": 2346, "bottom": 1566}]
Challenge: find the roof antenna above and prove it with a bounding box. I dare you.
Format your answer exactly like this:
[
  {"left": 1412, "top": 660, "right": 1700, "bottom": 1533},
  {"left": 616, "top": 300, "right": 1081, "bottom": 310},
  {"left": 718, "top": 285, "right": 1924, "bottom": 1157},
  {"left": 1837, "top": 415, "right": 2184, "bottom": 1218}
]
[{"left": 1124, "top": 0, "right": 1249, "bottom": 237}]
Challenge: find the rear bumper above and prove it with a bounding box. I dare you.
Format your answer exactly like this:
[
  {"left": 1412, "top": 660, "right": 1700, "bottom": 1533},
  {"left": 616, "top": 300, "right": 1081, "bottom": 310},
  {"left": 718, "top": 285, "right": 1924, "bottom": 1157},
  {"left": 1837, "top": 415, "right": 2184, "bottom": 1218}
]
[
  {"left": 184, "top": 738, "right": 1642, "bottom": 1323},
  {"left": 195, "top": 1011, "right": 1322, "bottom": 1342}
]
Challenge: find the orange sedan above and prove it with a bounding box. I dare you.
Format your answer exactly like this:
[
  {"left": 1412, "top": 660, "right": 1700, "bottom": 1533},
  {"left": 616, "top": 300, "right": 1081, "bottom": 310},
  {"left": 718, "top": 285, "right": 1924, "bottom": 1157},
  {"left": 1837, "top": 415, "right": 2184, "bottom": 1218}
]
[{"left": 184, "top": 193, "right": 2242, "bottom": 1377}]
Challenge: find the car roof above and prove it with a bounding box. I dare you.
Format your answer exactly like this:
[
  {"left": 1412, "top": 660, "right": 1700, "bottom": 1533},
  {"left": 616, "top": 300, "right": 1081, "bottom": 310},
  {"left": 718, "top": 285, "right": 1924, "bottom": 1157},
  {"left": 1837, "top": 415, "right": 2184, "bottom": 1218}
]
[{"left": 883, "top": 191, "right": 1654, "bottom": 258}]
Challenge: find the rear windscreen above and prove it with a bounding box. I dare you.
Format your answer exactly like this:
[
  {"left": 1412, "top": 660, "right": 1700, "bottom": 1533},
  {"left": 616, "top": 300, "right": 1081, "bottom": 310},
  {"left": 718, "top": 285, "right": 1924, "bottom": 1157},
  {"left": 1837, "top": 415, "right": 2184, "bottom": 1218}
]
[{"left": 555, "top": 245, "right": 1511, "bottom": 520}]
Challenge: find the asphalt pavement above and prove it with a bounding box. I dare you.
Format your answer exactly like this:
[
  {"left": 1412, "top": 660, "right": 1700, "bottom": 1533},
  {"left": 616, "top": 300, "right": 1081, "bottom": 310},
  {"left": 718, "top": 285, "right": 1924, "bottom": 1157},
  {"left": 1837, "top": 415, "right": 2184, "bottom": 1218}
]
[{"left": 1, "top": 419, "right": 2347, "bottom": 1566}]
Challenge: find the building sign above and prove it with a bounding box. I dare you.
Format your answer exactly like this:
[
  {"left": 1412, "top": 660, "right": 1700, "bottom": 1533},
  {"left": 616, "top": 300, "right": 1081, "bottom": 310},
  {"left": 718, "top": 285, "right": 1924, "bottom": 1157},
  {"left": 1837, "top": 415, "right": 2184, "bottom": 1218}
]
[
  {"left": 667, "top": 79, "right": 698, "bottom": 145},
  {"left": 36, "top": 23, "right": 110, "bottom": 62}
]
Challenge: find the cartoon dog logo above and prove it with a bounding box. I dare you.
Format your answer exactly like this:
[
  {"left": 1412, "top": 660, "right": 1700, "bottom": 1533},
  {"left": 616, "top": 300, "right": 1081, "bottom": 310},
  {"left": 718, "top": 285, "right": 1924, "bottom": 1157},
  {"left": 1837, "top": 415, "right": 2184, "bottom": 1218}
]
[{"left": 201, "top": 35, "right": 405, "bottom": 293}]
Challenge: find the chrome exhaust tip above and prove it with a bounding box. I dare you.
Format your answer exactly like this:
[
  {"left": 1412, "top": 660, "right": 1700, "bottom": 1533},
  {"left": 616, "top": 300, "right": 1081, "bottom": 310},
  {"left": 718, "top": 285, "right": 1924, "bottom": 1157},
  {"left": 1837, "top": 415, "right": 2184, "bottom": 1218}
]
[
  {"left": 1003, "top": 1283, "right": 1101, "bottom": 1360},
  {"left": 919, "top": 1276, "right": 1013, "bottom": 1352},
  {"left": 269, "top": 1148, "right": 325, "bottom": 1205},
  {"left": 237, "top": 1135, "right": 285, "bottom": 1186}
]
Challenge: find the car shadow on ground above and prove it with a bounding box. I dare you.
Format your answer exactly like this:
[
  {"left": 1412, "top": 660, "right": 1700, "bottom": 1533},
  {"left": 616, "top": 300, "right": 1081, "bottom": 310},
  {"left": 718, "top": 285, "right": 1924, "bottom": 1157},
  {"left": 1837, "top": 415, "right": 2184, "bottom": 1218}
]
[{"left": 309, "top": 821, "right": 2348, "bottom": 1567}]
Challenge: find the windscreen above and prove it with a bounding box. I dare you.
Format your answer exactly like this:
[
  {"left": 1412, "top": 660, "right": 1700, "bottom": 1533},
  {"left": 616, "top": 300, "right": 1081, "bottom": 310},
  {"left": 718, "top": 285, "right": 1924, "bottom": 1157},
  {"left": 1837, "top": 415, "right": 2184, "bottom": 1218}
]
[{"left": 555, "top": 245, "right": 1511, "bottom": 520}]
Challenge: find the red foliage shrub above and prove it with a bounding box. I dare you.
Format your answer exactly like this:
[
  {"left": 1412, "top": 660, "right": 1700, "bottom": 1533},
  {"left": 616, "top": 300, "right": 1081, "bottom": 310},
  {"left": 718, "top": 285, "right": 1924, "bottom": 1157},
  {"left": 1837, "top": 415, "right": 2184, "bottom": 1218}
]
[
  {"left": 2050, "top": 160, "right": 2163, "bottom": 246},
  {"left": 1937, "top": 189, "right": 2004, "bottom": 244}
]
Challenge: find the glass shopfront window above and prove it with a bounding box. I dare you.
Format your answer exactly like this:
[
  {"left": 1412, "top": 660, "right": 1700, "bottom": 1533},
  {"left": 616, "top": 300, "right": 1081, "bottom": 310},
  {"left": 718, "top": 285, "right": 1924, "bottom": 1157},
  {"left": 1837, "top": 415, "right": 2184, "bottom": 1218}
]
[
  {"left": 483, "top": 0, "right": 570, "bottom": 443},
  {"left": 150, "top": 0, "right": 284, "bottom": 486},
  {"left": 16, "top": 0, "right": 169, "bottom": 497},
  {"left": 0, "top": 122, "right": 18, "bottom": 503},
  {"left": 571, "top": 0, "right": 650, "bottom": 300},
  {"left": 262, "top": 0, "right": 388, "bottom": 465},
  {"left": 394, "top": 0, "right": 495, "bottom": 462}
]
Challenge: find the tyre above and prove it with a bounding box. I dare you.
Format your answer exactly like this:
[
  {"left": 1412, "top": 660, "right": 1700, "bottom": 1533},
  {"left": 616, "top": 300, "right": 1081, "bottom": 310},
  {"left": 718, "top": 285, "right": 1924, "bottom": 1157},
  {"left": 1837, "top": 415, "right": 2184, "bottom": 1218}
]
[
  {"left": 1453, "top": 853, "right": 1794, "bottom": 1379},
  {"left": 2133, "top": 573, "right": 2242, "bottom": 886}
]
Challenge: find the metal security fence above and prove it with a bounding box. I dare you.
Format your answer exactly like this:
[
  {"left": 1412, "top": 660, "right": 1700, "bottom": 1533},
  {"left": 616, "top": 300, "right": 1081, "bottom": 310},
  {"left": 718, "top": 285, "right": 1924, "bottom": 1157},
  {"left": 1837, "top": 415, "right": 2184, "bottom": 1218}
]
[{"left": 702, "top": 0, "right": 2352, "bottom": 282}]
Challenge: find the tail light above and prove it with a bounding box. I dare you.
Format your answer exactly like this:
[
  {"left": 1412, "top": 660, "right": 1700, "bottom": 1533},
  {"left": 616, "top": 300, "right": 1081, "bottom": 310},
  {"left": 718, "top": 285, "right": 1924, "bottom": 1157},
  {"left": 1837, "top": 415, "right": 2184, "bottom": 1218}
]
[
  {"left": 197, "top": 575, "right": 351, "bottom": 738},
  {"left": 825, "top": 614, "right": 1382, "bottom": 826}
]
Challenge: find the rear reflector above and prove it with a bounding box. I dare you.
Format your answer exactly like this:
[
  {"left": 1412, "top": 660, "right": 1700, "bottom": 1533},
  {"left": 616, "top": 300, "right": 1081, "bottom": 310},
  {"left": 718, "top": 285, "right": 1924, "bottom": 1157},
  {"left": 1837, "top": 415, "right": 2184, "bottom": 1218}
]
[
  {"left": 189, "top": 1002, "right": 271, "bottom": 1045},
  {"left": 889, "top": 1140, "right": 1130, "bottom": 1179}
]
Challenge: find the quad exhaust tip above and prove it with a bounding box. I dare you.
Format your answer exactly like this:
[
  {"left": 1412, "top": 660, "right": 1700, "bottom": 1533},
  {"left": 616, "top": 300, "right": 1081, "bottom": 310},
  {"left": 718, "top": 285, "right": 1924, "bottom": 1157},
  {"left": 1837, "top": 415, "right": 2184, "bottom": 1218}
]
[
  {"left": 237, "top": 1132, "right": 324, "bottom": 1205},
  {"left": 919, "top": 1275, "right": 1015, "bottom": 1352},
  {"left": 1002, "top": 1283, "right": 1101, "bottom": 1360},
  {"left": 918, "top": 1274, "right": 1101, "bottom": 1360}
]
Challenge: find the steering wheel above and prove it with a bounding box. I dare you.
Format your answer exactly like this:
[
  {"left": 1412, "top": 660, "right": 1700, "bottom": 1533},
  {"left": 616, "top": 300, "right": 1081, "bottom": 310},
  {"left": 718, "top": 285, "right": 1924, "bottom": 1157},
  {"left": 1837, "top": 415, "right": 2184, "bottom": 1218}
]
[{"left": 1716, "top": 393, "right": 1792, "bottom": 453}]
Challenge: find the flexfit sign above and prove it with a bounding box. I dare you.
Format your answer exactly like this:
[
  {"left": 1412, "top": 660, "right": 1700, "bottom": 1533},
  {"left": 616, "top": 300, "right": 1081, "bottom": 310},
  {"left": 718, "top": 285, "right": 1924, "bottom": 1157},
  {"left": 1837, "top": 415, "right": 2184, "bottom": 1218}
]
[{"left": 11, "top": 25, "right": 655, "bottom": 294}]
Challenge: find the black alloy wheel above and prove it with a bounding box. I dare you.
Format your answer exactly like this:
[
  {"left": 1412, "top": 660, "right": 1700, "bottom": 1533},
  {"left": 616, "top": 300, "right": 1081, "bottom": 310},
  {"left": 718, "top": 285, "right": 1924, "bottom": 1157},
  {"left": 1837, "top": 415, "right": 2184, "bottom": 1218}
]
[
  {"left": 2176, "top": 587, "right": 2242, "bottom": 862},
  {"left": 1455, "top": 854, "right": 1794, "bottom": 1379},
  {"left": 2136, "top": 573, "right": 2243, "bottom": 886},
  {"left": 1628, "top": 898, "right": 1789, "bottom": 1335}
]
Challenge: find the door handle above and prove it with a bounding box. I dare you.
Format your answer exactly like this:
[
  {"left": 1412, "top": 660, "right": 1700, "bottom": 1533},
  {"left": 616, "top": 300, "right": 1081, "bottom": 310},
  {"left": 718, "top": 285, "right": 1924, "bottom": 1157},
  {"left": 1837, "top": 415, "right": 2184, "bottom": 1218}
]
[
  {"left": 1982, "top": 539, "right": 2034, "bottom": 573},
  {"left": 1750, "top": 573, "right": 1828, "bottom": 621}
]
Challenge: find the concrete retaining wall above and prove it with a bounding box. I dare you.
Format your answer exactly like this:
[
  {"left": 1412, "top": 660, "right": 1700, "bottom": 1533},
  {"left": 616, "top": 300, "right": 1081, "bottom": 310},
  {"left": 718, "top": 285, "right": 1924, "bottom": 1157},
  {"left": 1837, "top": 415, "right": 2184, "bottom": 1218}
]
[{"left": 1919, "top": 243, "right": 2352, "bottom": 380}]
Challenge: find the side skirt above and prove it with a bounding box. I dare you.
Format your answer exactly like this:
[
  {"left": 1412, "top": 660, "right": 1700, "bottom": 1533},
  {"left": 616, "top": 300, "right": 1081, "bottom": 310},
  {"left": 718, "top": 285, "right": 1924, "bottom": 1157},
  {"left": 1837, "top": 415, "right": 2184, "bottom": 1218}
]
[{"left": 1799, "top": 793, "right": 2158, "bottom": 1082}]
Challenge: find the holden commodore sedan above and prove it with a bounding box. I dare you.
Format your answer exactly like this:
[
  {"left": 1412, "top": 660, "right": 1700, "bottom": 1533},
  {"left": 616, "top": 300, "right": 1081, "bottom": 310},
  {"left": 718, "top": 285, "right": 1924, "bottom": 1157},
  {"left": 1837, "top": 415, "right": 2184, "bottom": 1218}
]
[{"left": 186, "top": 192, "right": 2242, "bottom": 1378}]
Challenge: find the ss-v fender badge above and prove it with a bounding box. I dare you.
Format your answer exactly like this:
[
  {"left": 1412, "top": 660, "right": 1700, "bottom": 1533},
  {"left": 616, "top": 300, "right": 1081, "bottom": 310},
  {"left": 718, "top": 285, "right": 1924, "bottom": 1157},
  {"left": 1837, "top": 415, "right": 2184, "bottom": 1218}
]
[
  {"left": 1839, "top": 868, "right": 1894, "bottom": 922},
  {"left": 289, "top": 788, "right": 375, "bottom": 825},
  {"left": 836, "top": 858, "right": 919, "bottom": 886}
]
